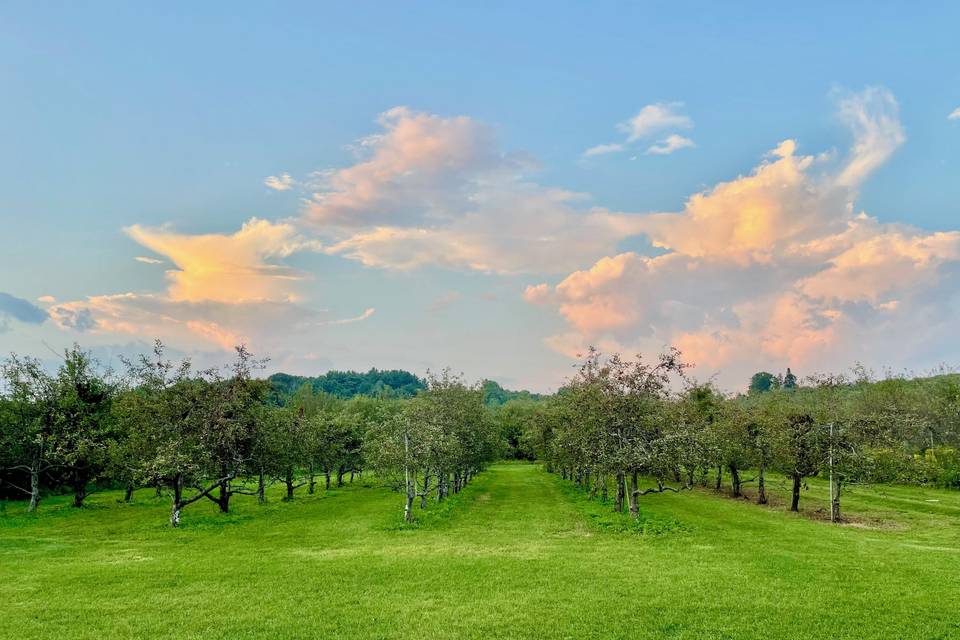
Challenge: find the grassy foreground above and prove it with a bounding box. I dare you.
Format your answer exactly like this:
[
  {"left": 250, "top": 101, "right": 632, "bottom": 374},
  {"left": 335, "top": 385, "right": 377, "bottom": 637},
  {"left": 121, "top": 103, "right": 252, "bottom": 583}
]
[{"left": 2, "top": 463, "right": 959, "bottom": 640}]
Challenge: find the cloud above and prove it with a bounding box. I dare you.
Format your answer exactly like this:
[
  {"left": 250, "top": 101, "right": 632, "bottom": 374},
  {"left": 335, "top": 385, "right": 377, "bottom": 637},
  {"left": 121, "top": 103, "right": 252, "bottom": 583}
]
[
  {"left": 320, "top": 307, "right": 376, "bottom": 325},
  {"left": 48, "top": 291, "right": 326, "bottom": 352},
  {"left": 303, "top": 107, "right": 511, "bottom": 227},
  {"left": 47, "top": 218, "right": 369, "bottom": 354},
  {"left": 264, "top": 173, "right": 295, "bottom": 191},
  {"left": 583, "top": 143, "right": 625, "bottom": 157},
  {"left": 620, "top": 102, "right": 693, "bottom": 142},
  {"left": 135, "top": 256, "right": 164, "bottom": 265},
  {"left": 0, "top": 292, "right": 48, "bottom": 330},
  {"left": 949, "top": 108, "right": 960, "bottom": 121},
  {"left": 526, "top": 87, "right": 960, "bottom": 389},
  {"left": 287, "top": 107, "right": 634, "bottom": 274},
  {"left": 646, "top": 134, "right": 696, "bottom": 155},
  {"left": 125, "top": 218, "right": 320, "bottom": 304},
  {"left": 834, "top": 86, "right": 905, "bottom": 188},
  {"left": 584, "top": 102, "right": 694, "bottom": 158}
]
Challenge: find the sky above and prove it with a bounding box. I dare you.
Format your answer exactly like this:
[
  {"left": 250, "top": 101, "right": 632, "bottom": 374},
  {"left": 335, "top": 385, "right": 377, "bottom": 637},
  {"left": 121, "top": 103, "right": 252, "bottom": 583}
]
[{"left": 1, "top": 2, "right": 959, "bottom": 392}]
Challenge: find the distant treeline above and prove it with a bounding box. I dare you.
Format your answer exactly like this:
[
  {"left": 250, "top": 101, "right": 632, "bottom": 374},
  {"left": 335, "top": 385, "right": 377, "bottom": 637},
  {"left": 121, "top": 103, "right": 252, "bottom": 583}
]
[
  {"left": 269, "top": 369, "right": 425, "bottom": 400},
  {"left": 268, "top": 370, "right": 540, "bottom": 406}
]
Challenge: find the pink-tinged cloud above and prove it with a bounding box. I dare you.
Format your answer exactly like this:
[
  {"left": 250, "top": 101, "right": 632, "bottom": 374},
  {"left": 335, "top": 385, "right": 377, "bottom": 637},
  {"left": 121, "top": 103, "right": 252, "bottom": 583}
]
[
  {"left": 525, "top": 87, "right": 960, "bottom": 389},
  {"left": 125, "top": 218, "right": 319, "bottom": 304}
]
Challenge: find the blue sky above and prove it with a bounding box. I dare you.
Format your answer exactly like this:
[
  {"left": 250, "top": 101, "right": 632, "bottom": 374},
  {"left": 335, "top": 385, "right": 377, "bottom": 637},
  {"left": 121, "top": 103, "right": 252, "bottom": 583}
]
[{"left": 1, "top": 2, "right": 959, "bottom": 391}]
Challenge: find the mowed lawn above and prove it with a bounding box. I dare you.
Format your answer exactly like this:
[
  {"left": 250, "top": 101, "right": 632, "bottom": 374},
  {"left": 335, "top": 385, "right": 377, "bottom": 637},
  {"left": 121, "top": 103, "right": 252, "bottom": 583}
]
[{"left": 2, "top": 463, "right": 959, "bottom": 640}]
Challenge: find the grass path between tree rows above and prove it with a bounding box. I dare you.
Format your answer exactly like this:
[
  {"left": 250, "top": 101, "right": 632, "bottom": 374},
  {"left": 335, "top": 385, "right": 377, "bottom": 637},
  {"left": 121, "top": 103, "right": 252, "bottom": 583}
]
[{"left": 2, "top": 462, "right": 959, "bottom": 639}]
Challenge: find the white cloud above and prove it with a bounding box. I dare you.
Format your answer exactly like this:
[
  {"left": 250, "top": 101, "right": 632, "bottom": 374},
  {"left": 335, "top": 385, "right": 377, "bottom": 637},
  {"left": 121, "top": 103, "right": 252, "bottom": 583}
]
[
  {"left": 264, "top": 173, "right": 295, "bottom": 191},
  {"left": 279, "top": 107, "right": 635, "bottom": 274},
  {"left": 584, "top": 102, "right": 694, "bottom": 158},
  {"left": 526, "top": 87, "right": 960, "bottom": 389},
  {"left": 135, "top": 256, "right": 164, "bottom": 265},
  {"left": 319, "top": 307, "right": 376, "bottom": 326},
  {"left": 646, "top": 134, "right": 696, "bottom": 155},
  {"left": 834, "top": 86, "right": 905, "bottom": 188},
  {"left": 619, "top": 102, "right": 693, "bottom": 142},
  {"left": 583, "top": 143, "right": 625, "bottom": 157},
  {"left": 949, "top": 107, "right": 960, "bottom": 121}
]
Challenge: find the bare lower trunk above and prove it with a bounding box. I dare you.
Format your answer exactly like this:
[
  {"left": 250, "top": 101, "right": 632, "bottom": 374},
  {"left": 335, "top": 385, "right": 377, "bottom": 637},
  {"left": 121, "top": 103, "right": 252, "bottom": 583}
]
[
  {"left": 614, "top": 472, "right": 625, "bottom": 513},
  {"left": 170, "top": 476, "right": 183, "bottom": 528},
  {"left": 600, "top": 476, "right": 608, "bottom": 502},
  {"left": 324, "top": 471, "right": 331, "bottom": 491},
  {"left": 257, "top": 469, "right": 266, "bottom": 505},
  {"left": 791, "top": 473, "right": 801, "bottom": 512},
  {"left": 337, "top": 465, "right": 345, "bottom": 487},
  {"left": 308, "top": 466, "right": 316, "bottom": 494},
  {"left": 715, "top": 465, "right": 723, "bottom": 491},
  {"left": 420, "top": 476, "right": 430, "bottom": 509},
  {"left": 217, "top": 479, "right": 230, "bottom": 513},
  {"left": 349, "top": 469, "right": 355, "bottom": 483},
  {"left": 155, "top": 482, "right": 162, "bottom": 498},
  {"left": 831, "top": 477, "right": 841, "bottom": 522},
  {"left": 285, "top": 469, "right": 295, "bottom": 500},
  {"left": 729, "top": 464, "right": 742, "bottom": 498},
  {"left": 757, "top": 466, "right": 767, "bottom": 505},
  {"left": 628, "top": 471, "right": 639, "bottom": 519},
  {"left": 124, "top": 482, "right": 134, "bottom": 503},
  {"left": 27, "top": 468, "right": 40, "bottom": 513},
  {"left": 72, "top": 474, "right": 87, "bottom": 508},
  {"left": 403, "top": 465, "right": 415, "bottom": 523}
]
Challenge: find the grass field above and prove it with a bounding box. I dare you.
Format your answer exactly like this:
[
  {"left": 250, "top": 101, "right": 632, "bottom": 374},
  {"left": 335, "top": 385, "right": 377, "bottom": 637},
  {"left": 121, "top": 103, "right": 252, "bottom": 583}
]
[{"left": 2, "top": 462, "right": 959, "bottom": 639}]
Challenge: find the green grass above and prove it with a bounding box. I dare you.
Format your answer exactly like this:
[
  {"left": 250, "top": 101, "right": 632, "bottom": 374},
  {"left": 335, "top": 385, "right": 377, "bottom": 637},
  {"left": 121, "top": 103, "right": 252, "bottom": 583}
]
[{"left": 2, "top": 463, "right": 959, "bottom": 639}]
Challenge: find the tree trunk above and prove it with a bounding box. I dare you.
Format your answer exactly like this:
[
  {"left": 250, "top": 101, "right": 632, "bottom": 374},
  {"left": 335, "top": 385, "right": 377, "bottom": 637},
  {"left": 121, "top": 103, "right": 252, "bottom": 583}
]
[
  {"left": 155, "top": 482, "right": 162, "bottom": 498},
  {"left": 404, "top": 466, "right": 415, "bottom": 523},
  {"left": 420, "top": 476, "right": 430, "bottom": 509},
  {"left": 170, "top": 476, "right": 183, "bottom": 528},
  {"left": 715, "top": 465, "right": 723, "bottom": 491},
  {"left": 257, "top": 468, "right": 266, "bottom": 505},
  {"left": 628, "top": 471, "right": 639, "bottom": 519},
  {"left": 124, "top": 482, "right": 134, "bottom": 503},
  {"left": 600, "top": 476, "right": 608, "bottom": 502},
  {"left": 831, "top": 477, "right": 841, "bottom": 522},
  {"left": 337, "top": 465, "right": 345, "bottom": 487},
  {"left": 349, "top": 469, "right": 355, "bottom": 483},
  {"left": 217, "top": 479, "right": 230, "bottom": 513},
  {"left": 72, "top": 474, "right": 87, "bottom": 508},
  {"left": 757, "top": 465, "right": 767, "bottom": 505},
  {"left": 584, "top": 467, "right": 592, "bottom": 495},
  {"left": 729, "top": 464, "right": 742, "bottom": 498},
  {"left": 614, "top": 472, "right": 625, "bottom": 513},
  {"left": 28, "top": 467, "right": 40, "bottom": 513},
  {"left": 308, "top": 466, "right": 316, "bottom": 495},
  {"left": 791, "top": 472, "right": 801, "bottom": 512},
  {"left": 324, "top": 470, "right": 331, "bottom": 491},
  {"left": 285, "top": 469, "right": 295, "bottom": 501}
]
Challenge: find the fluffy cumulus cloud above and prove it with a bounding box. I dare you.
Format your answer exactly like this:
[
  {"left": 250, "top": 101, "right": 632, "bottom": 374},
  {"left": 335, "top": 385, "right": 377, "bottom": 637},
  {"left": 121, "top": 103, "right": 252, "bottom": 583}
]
[
  {"left": 48, "top": 219, "right": 372, "bottom": 354},
  {"left": 527, "top": 88, "right": 960, "bottom": 388},
  {"left": 296, "top": 107, "right": 634, "bottom": 274},
  {"left": 33, "top": 88, "right": 960, "bottom": 389}
]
